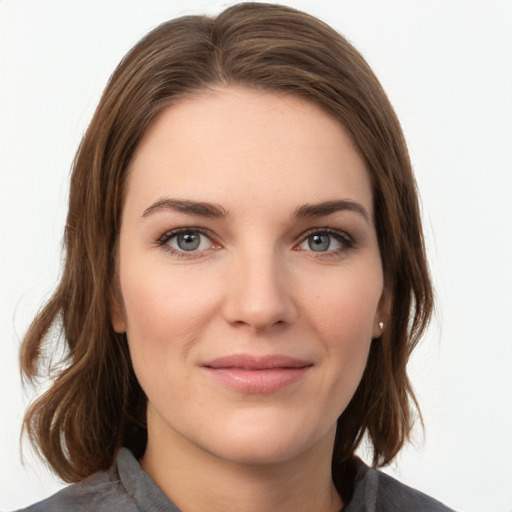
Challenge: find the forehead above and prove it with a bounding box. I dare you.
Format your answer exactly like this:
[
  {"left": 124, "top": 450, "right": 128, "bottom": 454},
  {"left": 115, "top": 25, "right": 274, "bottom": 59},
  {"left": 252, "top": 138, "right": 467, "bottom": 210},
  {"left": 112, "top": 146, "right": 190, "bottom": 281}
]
[{"left": 125, "top": 86, "right": 372, "bottom": 218}]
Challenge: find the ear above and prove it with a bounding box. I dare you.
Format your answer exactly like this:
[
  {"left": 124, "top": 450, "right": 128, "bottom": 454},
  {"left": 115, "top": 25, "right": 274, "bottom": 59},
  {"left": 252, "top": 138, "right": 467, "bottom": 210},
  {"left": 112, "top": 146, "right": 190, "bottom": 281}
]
[
  {"left": 109, "top": 283, "right": 127, "bottom": 333},
  {"left": 372, "top": 288, "right": 390, "bottom": 339}
]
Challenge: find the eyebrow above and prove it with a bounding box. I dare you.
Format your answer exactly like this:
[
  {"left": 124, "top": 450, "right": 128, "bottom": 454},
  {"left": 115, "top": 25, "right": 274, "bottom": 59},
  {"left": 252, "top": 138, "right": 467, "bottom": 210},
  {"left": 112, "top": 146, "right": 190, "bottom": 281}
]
[
  {"left": 142, "top": 198, "right": 370, "bottom": 224},
  {"left": 293, "top": 200, "right": 370, "bottom": 224},
  {"left": 142, "top": 199, "right": 229, "bottom": 219}
]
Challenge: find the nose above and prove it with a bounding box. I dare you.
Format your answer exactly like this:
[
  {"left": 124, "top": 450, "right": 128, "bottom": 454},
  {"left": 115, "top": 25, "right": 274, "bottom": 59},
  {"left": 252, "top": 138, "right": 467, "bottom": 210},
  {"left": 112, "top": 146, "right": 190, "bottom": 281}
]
[{"left": 222, "top": 248, "right": 298, "bottom": 332}]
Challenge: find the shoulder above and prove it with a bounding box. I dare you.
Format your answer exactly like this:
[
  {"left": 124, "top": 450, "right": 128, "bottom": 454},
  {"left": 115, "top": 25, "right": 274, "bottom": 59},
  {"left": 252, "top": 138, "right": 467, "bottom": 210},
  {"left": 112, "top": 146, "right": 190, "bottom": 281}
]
[
  {"left": 346, "top": 459, "right": 455, "bottom": 512},
  {"left": 373, "top": 469, "right": 454, "bottom": 511},
  {"left": 16, "top": 448, "right": 176, "bottom": 512},
  {"left": 16, "top": 452, "right": 140, "bottom": 512}
]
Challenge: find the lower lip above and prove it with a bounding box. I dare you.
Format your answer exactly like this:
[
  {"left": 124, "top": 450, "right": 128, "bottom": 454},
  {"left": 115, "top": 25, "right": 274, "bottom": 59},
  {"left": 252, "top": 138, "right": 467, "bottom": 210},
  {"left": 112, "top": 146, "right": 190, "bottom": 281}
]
[{"left": 203, "top": 367, "right": 311, "bottom": 393}]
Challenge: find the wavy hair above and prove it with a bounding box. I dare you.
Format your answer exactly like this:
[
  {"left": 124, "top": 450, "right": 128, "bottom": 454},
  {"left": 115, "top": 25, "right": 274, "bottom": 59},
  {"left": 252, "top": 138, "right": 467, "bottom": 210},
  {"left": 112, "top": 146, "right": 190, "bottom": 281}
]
[{"left": 20, "top": 2, "right": 433, "bottom": 500}]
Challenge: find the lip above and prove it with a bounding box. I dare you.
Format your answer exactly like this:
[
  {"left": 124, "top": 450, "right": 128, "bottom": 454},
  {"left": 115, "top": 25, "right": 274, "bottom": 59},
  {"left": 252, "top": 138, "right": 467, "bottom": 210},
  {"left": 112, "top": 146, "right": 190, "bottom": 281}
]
[{"left": 201, "top": 354, "right": 312, "bottom": 394}]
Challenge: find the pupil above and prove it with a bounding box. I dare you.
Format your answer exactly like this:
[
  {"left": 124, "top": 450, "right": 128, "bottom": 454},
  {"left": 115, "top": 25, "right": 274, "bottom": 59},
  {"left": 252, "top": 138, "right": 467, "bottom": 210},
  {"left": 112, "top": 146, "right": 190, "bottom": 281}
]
[
  {"left": 177, "top": 233, "right": 200, "bottom": 251},
  {"left": 308, "top": 234, "right": 330, "bottom": 252}
]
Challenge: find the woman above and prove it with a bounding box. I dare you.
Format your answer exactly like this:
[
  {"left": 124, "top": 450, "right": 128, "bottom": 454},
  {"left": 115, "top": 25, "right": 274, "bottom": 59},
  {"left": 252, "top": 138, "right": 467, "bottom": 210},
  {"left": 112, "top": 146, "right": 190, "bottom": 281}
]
[{"left": 18, "top": 3, "right": 451, "bottom": 511}]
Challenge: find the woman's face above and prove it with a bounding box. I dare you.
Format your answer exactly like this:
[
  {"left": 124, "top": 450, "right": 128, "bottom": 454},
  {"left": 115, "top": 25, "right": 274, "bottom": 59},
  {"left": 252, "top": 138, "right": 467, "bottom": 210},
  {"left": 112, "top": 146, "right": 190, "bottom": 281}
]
[{"left": 113, "top": 87, "right": 385, "bottom": 465}]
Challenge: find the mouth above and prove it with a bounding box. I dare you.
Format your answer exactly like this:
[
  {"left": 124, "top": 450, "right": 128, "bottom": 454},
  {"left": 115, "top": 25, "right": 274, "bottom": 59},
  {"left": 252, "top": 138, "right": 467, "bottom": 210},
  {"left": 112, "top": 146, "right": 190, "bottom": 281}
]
[{"left": 201, "top": 354, "right": 313, "bottom": 394}]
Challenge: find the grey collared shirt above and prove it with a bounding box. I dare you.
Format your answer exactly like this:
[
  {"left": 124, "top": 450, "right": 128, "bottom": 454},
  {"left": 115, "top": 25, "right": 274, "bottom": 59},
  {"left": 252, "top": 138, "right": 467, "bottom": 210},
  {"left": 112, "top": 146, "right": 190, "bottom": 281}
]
[{"left": 18, "top": 448, "right": 454, "bottom": 511}]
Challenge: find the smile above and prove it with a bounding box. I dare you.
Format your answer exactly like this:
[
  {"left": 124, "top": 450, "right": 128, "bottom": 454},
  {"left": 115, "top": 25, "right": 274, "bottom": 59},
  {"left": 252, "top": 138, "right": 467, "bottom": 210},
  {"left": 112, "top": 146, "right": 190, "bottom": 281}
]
[{"left": 201, "top": 354, "right": 313, "bottom": 394}]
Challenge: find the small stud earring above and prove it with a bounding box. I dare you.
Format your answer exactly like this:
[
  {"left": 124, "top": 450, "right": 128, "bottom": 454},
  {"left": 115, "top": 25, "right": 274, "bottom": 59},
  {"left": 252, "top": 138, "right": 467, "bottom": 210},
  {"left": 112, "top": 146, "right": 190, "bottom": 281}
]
[{"left": 378, "top": 321, "right": 384, "bottom": 330}]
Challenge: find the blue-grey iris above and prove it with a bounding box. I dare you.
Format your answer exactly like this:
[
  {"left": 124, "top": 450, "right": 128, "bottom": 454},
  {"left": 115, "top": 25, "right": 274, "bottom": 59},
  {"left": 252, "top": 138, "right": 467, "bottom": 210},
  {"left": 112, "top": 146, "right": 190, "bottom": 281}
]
[
  {"left": 308, "top": 234, "right": 330, "bottom": 251},
  {"left": 177, "top": 233, "right": 201, "bottom": 251}
]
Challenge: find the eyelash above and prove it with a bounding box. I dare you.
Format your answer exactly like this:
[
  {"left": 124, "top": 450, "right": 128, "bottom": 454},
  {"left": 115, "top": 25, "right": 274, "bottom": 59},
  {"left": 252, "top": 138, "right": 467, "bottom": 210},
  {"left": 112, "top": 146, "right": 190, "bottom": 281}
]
[
  {"left": 156, "top": 226, "right": 354, "bottom": 259},
  {"left": 156, "top": 227, "right": 217, "bottom": 259},
  {"left": 296, "top": 227, "right": 354, "bottom": 258}
]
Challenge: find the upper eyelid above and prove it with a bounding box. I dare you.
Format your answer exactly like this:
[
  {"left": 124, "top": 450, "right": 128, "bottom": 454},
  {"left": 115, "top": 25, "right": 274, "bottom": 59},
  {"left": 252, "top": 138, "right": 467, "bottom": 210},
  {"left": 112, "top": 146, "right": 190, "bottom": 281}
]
[
  {"left": 158, "top": 226, "right": 216, "bottom": 243},
  {"left": 297, "top": 227, "right": 353, "bottom": 241}
]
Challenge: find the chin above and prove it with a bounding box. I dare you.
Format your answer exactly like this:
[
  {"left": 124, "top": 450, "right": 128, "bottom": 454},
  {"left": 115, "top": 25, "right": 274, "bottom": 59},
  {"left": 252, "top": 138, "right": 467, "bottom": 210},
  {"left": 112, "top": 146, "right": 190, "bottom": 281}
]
[{"left": 197, "top": 414, "right": 336, "bottom": 467}]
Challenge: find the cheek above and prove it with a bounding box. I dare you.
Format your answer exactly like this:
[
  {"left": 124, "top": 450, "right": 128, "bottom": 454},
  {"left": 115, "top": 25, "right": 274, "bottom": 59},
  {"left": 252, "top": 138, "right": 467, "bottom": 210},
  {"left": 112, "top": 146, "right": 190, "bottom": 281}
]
[
  {"left": 298, "top": 267, "right": 382, "bottom": 396},
  {"left": 119, "top": 263, "right": 223, "bottom": 374},
  {"left": 301, "top": 267, "right": 383, "bottom": 341}
]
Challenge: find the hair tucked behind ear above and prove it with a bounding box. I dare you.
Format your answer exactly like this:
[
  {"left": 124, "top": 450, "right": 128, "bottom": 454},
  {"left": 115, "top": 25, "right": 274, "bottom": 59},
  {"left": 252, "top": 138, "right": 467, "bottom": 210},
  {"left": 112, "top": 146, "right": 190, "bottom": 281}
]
[{"left": 20, "top": 2, "right": 433, "bottom": 498}]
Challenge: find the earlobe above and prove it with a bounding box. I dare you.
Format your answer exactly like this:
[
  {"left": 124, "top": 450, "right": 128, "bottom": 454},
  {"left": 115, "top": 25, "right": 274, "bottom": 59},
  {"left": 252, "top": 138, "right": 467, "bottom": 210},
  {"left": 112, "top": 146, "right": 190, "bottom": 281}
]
[
  {"left": 111, "top": 310, "right": 127, "bottom": 333},
  {"left": 109, "top": 288, "right": 127, "bottom": 334},
  {"left": 372, "top": 320, "right": 384, "bottom": 339},
  {"left": 373, "top": 290, "right": 390, "bottom": 339}
]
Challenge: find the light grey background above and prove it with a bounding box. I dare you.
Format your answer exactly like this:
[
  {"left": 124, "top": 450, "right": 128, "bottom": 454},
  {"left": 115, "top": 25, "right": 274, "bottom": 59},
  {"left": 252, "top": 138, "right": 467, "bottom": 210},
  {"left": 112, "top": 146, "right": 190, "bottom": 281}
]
[{"left": 1, "top": 1, "right": 511, "bottom": 511}]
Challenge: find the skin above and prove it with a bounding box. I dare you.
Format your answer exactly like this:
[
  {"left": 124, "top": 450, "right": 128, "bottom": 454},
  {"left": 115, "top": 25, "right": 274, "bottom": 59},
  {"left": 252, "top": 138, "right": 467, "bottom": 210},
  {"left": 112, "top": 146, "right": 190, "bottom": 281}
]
[{"left": 112, "top": 87, "right": 386, "bottom": 512}]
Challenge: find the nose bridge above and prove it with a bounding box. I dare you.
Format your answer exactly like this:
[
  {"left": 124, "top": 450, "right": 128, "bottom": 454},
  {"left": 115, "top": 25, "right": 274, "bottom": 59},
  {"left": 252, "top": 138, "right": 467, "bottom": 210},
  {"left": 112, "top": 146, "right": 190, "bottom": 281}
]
[{"left": 223, "top": 242, "right": 297, "bottom": 331}]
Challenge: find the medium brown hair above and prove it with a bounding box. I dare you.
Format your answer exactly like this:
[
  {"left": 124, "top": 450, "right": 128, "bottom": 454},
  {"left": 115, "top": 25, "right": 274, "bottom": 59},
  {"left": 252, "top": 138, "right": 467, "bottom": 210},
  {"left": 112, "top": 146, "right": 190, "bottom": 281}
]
[{"left": 20, "top": 1, "right": 433, "bottom": 498}]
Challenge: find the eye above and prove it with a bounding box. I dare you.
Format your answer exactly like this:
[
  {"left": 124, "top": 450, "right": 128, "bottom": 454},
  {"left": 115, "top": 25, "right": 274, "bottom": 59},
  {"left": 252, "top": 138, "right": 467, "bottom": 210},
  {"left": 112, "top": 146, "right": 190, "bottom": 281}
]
[
  {"left": 158, "top": 228, "right": 216, "bottom": 254},
  {"left": 297, "top": 229, "right": 353, "bottom": 254}
]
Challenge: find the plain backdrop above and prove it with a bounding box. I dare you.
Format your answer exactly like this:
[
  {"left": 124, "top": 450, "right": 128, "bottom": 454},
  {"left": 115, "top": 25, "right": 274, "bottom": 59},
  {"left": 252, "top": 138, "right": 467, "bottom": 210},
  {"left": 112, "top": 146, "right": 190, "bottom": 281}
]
[{"left": 1, "top": 1, "right": 511, "bottom": 511}]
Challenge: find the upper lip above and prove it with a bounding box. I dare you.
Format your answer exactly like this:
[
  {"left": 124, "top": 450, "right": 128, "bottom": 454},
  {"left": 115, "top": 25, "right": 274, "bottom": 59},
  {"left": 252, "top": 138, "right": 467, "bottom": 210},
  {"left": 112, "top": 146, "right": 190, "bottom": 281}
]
[{"left": 202, "top": 354, "right": 313, "bottom": 370}]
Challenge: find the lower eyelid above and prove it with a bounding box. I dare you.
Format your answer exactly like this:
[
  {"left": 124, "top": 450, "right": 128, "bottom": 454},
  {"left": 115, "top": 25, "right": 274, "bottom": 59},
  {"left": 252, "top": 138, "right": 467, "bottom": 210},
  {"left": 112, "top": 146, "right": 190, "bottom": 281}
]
[{"left": 163, "top": 246, "right": 208, "bottom": 258}]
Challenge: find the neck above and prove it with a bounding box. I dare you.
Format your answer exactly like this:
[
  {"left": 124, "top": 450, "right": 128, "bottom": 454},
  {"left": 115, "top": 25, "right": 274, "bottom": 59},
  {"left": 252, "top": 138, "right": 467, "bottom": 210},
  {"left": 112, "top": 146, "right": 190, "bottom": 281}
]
[{"left": 141, "top": 416, "right": 342, "bottom": 512}]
